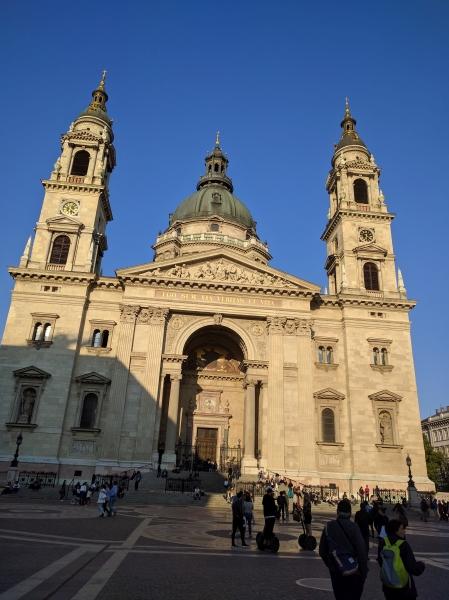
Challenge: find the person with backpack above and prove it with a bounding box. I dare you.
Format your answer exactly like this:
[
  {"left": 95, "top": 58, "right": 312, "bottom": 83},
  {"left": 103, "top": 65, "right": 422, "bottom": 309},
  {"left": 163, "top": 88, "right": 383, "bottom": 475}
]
[
  {"left": 379, "top": 519, "right": 425, "bottom": 599},
  {"left": 319, "top": 498, "right": 368, "bottom": 600}
]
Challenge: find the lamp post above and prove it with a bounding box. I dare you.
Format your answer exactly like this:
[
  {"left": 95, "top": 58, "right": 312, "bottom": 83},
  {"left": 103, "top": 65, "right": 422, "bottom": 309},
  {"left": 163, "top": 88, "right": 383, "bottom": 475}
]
[
  {"left": 10, "top": 433, "right": 23, "bottom": 468},
  {"left": 406, "top": 454, "right": 415, "bottom": 488}
]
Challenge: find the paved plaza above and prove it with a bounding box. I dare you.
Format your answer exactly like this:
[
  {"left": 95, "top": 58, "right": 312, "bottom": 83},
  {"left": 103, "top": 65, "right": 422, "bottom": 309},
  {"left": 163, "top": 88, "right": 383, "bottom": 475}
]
[{"left": 0, "top": 493, "right": 448, "bottom": 599}]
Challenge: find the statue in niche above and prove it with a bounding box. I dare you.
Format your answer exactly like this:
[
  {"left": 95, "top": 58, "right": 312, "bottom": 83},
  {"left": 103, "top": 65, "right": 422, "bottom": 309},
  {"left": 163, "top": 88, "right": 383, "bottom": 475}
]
[
  {"left": 379, "top": 411, "right": 394, "bottom": 445},
  {"left": 18, "top": 387, "right": 37, "bottom": 424}
]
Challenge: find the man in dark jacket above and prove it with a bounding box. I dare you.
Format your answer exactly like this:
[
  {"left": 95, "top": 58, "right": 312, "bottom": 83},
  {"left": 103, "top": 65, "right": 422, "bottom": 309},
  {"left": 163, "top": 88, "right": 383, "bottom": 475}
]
[
  {"left": 355, "top": 501, "right": 371, "bottom": 557},
  {"left": 319, "top": 499, "right": 368, "bottom": 600},
  {"left": 231, "top": 491, "right": 247, "bottom": 547},
  {"left": 379, "top": 519, "right": 425, "bottom": 599},
  {"left": 262, "top": 487, "right": 277, "bottom": 539}
]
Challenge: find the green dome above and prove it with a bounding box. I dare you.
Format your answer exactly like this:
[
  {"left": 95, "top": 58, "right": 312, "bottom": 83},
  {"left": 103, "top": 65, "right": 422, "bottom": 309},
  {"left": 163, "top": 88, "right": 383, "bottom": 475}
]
[
  {"left": 77, "top": 106, "right": 112, "bottom": 125},
  {"left": 170, "top": 185, "right": 255, "bottom": 229}
]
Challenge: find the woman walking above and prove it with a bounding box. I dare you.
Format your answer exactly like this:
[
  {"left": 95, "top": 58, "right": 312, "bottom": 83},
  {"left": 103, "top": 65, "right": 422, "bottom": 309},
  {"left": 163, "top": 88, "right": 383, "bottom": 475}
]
[{"left": 97, "top": 485, "right": 108, "bottom": 517}]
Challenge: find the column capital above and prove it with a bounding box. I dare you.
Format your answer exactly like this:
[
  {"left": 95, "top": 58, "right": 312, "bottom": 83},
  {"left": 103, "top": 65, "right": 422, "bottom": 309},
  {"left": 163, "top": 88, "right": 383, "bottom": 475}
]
[
  {"left": 243, "top": 378, "right": 257, "bottom": 389},
  {"left": 138, "top": 306, "right": 169, "bottom": 325},
  {"left": 169, "top": 374, "right": 183, "bottom": 383},
  {"left": 119, "top": 304, "right": 140, "bottom": 323},
  {"left": 266, "top": 316, "right": 286, "bottom": 334}
]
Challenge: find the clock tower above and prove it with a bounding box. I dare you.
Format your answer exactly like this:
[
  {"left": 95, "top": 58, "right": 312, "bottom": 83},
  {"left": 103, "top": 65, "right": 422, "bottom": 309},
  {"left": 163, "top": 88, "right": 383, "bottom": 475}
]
[
  {"left": 321, "top": 100, "right": 405, "bottom": 300},
  {"left": 21, "top": 73, "right": 116, "bottom": 274}
]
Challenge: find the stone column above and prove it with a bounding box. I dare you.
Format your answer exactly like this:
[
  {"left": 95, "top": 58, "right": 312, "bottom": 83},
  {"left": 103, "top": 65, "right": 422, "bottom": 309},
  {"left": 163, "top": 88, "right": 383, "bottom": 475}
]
[
  {"left": 296, "top": 319, "right": 317, "bottom": 475},
  {"left": 151, "top": 372, "right": 168, "bottom": 457},
  {"left": 134, "top": 307, "right": 168, "bottom": 461},
  {"left": 258, "top": 381, "right": 268, "bottom": 469},
  {"left": 241, "top": 380, "right": 257, "bottom": 473},
  {"left": 164, "top": 374, "right": 182, "bottom": 465},
  {"left": 101, "top": 304, "right": 140, "bottom": 462},
  {"left": 267, "top": 317, "right": 285, "bottom": 471}
]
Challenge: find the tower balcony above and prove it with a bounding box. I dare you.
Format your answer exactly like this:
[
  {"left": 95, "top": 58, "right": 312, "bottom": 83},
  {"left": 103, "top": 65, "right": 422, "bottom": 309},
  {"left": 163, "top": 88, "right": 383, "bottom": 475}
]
[{"left": 46, "top": 263, "right": 66, "bottom": 271}]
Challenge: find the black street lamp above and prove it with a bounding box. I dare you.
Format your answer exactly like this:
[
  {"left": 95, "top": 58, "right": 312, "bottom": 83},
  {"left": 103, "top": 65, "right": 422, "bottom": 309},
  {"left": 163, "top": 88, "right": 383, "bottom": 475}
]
[
  {"left": 10, "top": 433, "right": 23, "bottom": 468},
  {"left": 406, "top": 453, "right": 415, "bottom": 488}
]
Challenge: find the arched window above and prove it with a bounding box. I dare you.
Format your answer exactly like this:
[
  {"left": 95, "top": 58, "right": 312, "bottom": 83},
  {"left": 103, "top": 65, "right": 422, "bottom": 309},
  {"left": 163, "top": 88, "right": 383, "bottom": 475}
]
[
  {"left": 92, "top": 329, "right": 101, "bottom": 347},
  {"left": 373, "top": 347, "right": 380, "bottom": 365},
  {"left": 214, "top": 163, "right": 219, "bottom": 172},
  {"left": 318, "top": 346, "right": 325, "bottom": 363},
  {"left": 71, "top": 150, "right": 90, "bottom": 176},
  {"left": 381, "top": 348, "right": 388, "bottom": 366},
  {"left": 364, "top": 262, "right": 379, "bottom": 290},
  {"left": 354, "top": 179, "right": 368, "bottom": 204},
  {"left": 49, "top": 235, "right": 70, "bottom": 265},
  {"left": 32, "top": 322, "right": 43, "bottom": 341},
  {"left": 101, "top": 330, "right": 109, "bottom": 348},
  {"left": 326, "top": 347, "right": 333, "bottom": 364},
  {"left": 43, "top": 323, "right": 52, "bottom": 341},
  {"left": 80, "top": 393, "right": 98, "bottom": 429},
  {"left": 322, "top": 408, "right": 336, "bottom": 443}
]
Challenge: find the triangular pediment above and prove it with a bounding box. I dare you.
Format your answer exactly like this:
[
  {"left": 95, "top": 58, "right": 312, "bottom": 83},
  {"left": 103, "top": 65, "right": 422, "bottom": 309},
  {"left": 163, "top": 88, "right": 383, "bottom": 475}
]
[
  {"left": 313, "top": 387, "right": 345, "bottom": 401},
  {"left": 46, "top": 215, "right": 84, "bottom": 232},
  {"left": 368, "top": 389, "right": 402, "bottom": 403},
  {"left": 117, "top": 249, "right": 320, "bottom": 293},
  {"left": 74, "top": 371, "right": 111, "bottom": 385},
  {"left": 13, "top": 366, "right": 51, "bottom": 379},
  {"left": 353, "top": 243, "right": 388, "bottom": 256}
]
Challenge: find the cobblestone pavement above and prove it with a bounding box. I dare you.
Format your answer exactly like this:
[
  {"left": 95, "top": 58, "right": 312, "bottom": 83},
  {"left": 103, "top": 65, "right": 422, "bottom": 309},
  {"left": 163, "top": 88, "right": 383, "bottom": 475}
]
[{"left": 0, "top": 497, "right": 448, "bottom": 599}]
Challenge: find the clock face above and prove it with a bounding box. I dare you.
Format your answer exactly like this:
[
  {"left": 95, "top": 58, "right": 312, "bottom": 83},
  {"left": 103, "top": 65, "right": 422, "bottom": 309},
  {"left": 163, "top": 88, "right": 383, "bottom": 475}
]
[
  {"left": 61, "top": 201, "right": 79, "bottom": 216},
  {"left": 359, "top": 229, "right": 374, "bottom": 243}
]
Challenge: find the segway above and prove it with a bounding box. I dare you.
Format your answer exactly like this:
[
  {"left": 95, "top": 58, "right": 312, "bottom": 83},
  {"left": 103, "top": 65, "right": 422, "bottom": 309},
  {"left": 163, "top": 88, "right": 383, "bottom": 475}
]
[
  {"left": 295, "top": 506, "right": 317, "bottom": 551},
  {"left": 256, "top": 519, "right": 280, "bottom": 554}
]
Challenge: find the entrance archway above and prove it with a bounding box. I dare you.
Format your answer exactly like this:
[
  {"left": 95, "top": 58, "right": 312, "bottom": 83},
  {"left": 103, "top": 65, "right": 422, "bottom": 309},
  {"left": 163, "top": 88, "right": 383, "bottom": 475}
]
[{"left": 178, "top": 326, "right": 246, "bottom": 471}]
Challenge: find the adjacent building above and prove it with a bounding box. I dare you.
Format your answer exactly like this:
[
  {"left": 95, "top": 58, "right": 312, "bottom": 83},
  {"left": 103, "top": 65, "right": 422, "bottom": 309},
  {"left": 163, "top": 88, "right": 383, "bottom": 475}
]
[
  {"left": 422, "top": 408, "right": 449, "bottom": 456},
  {"left": 0, "top": 77, "right": 432, "bottom": 491}
]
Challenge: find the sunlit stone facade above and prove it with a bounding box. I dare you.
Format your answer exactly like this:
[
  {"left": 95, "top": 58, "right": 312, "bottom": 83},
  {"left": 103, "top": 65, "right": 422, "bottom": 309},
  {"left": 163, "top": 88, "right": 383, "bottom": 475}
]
[{"left": 0, "top": 82, "right": 432, "bottom": 491}]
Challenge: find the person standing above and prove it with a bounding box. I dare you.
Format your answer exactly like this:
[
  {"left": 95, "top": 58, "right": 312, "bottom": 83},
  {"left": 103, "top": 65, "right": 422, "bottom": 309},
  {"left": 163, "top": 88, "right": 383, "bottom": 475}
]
[
  {"left": 419, "top": 498, "right": 429, "bottom": 522},
  {"left": 134, "top": 470, "right": 142, "bottom": 491},
  {"left": 379, "top": 519, "right": 425, "bottom": 599},
  {"left": 79, "top": 482, "right": 87, "bottom": 506},
  {"left": 231, "top": 491, "right": 247, "bottom": 547},
  {"left": 107, "top": 481, "right": 118, "bottom": 516},
  {"left": 355, "top": 501, "right": 371, "bottom": 557},
  {"left": 276, "top": 490, "right": 288, "bottom": 522},
  {"left": 303, "top": 492, "right": 313, "bottom": 536},
  {"left": 58, "top": 480, "right": 66, "bottom": 502},
  {"left": 243, "top": 491, "right": 254, "bottom": 537},
  {"left": 364, "top": 484, "right": 370, "bottom": 501},
  {"left": 262, "top": 487, "right": 277, "bottom": 540},
  {"left": 97, "top": 485, "right": 108, "bottom": 517},
  {"left": 319, "top": 499, "right": 368, "bottom": 600}
]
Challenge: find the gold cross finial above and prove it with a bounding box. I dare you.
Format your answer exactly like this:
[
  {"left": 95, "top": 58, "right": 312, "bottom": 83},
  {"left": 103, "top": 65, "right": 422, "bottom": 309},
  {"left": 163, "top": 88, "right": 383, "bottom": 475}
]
[
  {"left": 98, "top": 70, "right": 107, "bottom": 90},
  {"left": 345, "top": 96, "right": 351, "bottom": 115},
  {"left": 215, "top": 130, "right": 220, "bottom": 146}
]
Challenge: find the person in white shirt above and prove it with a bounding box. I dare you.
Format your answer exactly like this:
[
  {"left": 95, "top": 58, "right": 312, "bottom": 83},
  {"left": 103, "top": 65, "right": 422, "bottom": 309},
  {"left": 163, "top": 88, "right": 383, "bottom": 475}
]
[{"left": 97, "top": 486, "right": 108, "bottom": 517}]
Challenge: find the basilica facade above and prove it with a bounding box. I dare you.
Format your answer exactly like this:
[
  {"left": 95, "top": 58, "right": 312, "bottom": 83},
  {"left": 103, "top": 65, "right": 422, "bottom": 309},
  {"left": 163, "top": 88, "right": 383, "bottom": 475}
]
[{"left": 0, "top": 77, "right": 431, "bottom": 491}]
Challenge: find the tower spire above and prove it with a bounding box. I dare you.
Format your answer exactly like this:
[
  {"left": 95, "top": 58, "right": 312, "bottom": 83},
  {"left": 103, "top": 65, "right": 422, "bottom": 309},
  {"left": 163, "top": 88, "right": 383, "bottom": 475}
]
[
  {"left": 215, "top": 130, "right": 220, "bottom": 147},
  {"left": 77, "top": 72, "right": 111, "bottom": 125}
]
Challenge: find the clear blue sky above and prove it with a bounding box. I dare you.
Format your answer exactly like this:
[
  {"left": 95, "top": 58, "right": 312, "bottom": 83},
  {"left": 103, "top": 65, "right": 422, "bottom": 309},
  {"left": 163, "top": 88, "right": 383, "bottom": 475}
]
[{"left": 1, "top": 1, "right": 448, "bottom": 419}]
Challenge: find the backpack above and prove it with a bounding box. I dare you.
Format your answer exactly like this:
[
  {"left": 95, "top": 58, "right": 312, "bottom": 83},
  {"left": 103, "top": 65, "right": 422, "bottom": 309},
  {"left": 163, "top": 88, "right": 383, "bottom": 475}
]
[
  {"left": 380, "top": 538, "right": 409, "bottom": 588},
  {"left": 326, "top": 522, "right": 359, "bottom": 576}
]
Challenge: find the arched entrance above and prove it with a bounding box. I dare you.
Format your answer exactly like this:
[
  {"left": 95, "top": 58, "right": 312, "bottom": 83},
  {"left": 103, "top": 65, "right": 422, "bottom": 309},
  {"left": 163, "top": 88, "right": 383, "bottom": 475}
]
[{"left": 177, "top": 326, "right": 246, "bottom": 472}]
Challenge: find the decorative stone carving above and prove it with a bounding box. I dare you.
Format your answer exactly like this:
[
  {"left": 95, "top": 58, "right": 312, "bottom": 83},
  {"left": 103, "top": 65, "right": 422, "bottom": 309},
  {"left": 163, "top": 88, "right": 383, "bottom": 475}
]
[
  {"left": 169, "top": 315, "right": 184, "bottom": 330},
  {"left": 344, "top": 158, "right": 373, "bottom": 171},
  {"left": 119, "top": 304, "right": 140, "bottom": 323},
  {"left": 379, "top": 410, "right": 394, "bottom": 445},
  {"left": 65, "top": 129, "right": 101, "bottom": 143},
  {"left": 249, "top": 322, "right": 265, "bottom": 337},
  {"left": 138, "top": 307, "right": 169, "bottom": 325},
  {"left": 266, "top": 317, "right": 286, "bottom": 334},
  {"left": 149, "top": 258, "right": 294, "bottom": 288},
  {"left": 213, "top": 313, "right": 223, "bottom": 325},
  {"left": 266, "top": 317, "right": 313, "bottom": 336}
]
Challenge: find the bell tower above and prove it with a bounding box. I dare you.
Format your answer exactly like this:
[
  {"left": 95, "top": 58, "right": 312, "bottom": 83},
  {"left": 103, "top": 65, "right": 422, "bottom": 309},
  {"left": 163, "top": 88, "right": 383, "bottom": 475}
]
[
  {"left": 21, "top": 72, "right": 116, "bottom": 275},
  {"left": 321, "top": 100, "right": 406, "bottom": 299}
]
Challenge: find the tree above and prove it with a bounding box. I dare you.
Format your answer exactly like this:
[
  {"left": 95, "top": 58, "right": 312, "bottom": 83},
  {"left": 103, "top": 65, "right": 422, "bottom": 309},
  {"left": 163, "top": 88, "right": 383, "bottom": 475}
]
[{"left": 423, "top": 434, "right": 449, "bottom": 489}]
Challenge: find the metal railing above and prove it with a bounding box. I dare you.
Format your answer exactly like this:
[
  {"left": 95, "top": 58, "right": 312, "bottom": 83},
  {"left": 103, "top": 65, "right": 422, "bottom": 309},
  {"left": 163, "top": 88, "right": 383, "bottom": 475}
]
[
  {"left": 18, "top": 471, "right": 57, "bottom": 488},
  {"left": 165, "top": 478, "right": 201, "bottom": 494},
  {"left": 376, "top": 488, "right": 407, "bottom": 503}
]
